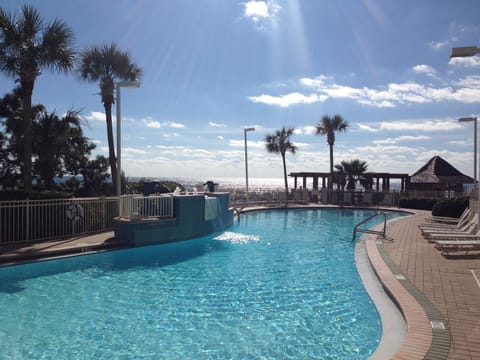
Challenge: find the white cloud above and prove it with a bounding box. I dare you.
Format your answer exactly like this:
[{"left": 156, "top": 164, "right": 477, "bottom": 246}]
[
  {"left": 209, "top": 121, "right": 226, "bottom": 127},
  {"left": 299, "top": 75, "right": 329, "bottom": 87},
  {"left": 429, "top": 40, "right": 449, "bottom": 50},
  {"left": 163, "top": 132, "right": 181, "bottom": 138},
  {"left": 155, "top": 145, "right": 186, "bottom": 149},
  {"left": 244, "top": 1, "right": 269, "bottom": 20},
  {"left": 449, "top": 140, "right": 469, "bottom": 146},
  {"left": 145, "top": 120, "right": 161, "bottom": 128},
  {"left": 83, "top": 111, "right": 109, "bottom": 122},
  {"left": 217, "top": 135, "right": 224, "bottom": 140},
  {"left": 379, "top": 120, "right": 461, "bottom": 131},
  {"left": 248, "top": 92, "right": 327, "bottom": 107},
  {"left": 353, "top": 144, "right": 421, "bottom": 155},
  {"left": 294, "top": 125, "right": 317, "bottom": 135},
  {"left": 229, "top": 139, "right": 265, "bottom": 148},
  {"left": 123, "top": 147, "right": 149, "bottom": 156},
  {"left": 449, "top": 56, "right": 480, "bottom": 68},
  {"left": 373, "top": 135, "right": 431, "bottom": 145},
  {"left": 412, "top": 64, "right": 437, "bottom": 78},
  {"left": 358, "top": 124, "right": 378, "bottom": 132},
  {"left": 455, "top": 75, "right": 480, "bottom": 88},
  {"left": 167, "top": 121, "right": 185, "bottom": 129},
  {"left": 143, "top": 118, "right": 185, "bottom": 129},
  {"left": 243, "top": 0, "right": 281, "bottom": 30},
  {"left": 249, "top": 75, "right": 480, "bottom": 108}
]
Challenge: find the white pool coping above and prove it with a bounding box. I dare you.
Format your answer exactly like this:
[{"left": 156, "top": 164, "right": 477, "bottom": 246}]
[{"left": 355, "top": 236, "right": 406, "bottom": 360}]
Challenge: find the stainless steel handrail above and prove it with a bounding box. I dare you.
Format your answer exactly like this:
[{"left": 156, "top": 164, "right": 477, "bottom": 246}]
[{"left": 353, "top": 211, "right": 387, "bottom": 241}]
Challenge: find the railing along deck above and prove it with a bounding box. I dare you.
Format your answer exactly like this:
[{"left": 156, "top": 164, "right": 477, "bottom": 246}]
[{"left": 0, "top": 197, "right": 119, "bottom": 244}]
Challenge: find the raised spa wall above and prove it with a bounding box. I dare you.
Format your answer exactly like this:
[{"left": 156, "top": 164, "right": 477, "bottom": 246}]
[{"left": 114, "top": 193, "right": 234, "bottom": 247}]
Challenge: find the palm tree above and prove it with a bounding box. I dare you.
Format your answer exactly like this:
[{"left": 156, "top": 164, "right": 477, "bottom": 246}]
[
  {"left": 0, "top": 5, "right": 75, "bottom": 195},
  {"left": 334, "top": 159, "right": 368, "bottom": 190},
  {"left": 78, "top": 43, "right": 142, "bottom": 193},
  {"left": 265, "top": 127, "right": 297, "bottom": 203},
  {"left": 315, "top": 114, "right": 349, "bottom": 189}
]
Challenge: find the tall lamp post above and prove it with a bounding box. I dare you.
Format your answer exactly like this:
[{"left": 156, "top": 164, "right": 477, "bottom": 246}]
[
  {"left": 116, "top": 80, "right": 140, "bottom": 198},
  {"left": 458, "top": 116, "right": 479, "bottom": 226},
  {"left": 451, "top": 46, "right": 480, "bottom": 225},
  {"left": 458, "top": 117, "right": 477, "bottom": 185},
  {"left": 244, "top": 127, "right": 255, "bottom": 195}
]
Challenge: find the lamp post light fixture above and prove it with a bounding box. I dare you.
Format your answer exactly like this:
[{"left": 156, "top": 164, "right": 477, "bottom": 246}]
[
  {"left": 459, "top": 117, "right": 480, "bottom": 226},
  {"left": 116, "top": 80, "right": 140, "bottom": 198},
  {"left": 450, "top": 46, "right": 480, "bottom": 58},
  {"left": 451, "top": 45, "right": 480, "bottom": 225},
  {"left": 244, "top": 127, "right": 255, "bottom": 195}
]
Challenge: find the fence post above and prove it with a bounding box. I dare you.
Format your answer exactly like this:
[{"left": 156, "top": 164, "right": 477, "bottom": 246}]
[{"left": 26, "top": 198, "right": 30, "bottom": 243}]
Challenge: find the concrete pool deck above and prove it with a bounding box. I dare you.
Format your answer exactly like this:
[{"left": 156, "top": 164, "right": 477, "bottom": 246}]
[{"left": 0, "top": 206, "right": 479, "bottom": 359}]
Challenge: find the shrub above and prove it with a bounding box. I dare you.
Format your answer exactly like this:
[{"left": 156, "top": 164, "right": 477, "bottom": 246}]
[
  {"left": 431, "top": 197, "right": 469, "bottom": 218},
  {"left": 398, "top": 198, "right": 438, "bottom": 210}
]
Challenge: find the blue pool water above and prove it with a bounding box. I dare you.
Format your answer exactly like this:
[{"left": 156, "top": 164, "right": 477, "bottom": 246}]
[{"left": 0, "top": 208, "right": 403, "bottom": 359}]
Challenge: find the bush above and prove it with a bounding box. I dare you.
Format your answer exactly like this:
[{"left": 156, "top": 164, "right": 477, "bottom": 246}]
[
  {"left": 398, "top": 198, "right": 438, "bottom": 210},
  {"left": 431, "top": 197, "right": 469, "bottom": 218},
  {"left": 0, "top": 190, "right": 74, "bottom": 201}
]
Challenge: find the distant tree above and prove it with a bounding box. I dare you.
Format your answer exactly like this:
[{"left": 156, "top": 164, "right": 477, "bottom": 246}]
[
  {"left": 0, "top": 5, "right": 75, "bottom": 195},
  {"left": 265, "top": 126, "right": 297, "bottom": 203},
  {"left": 0, "top": 130, "right": 10, "bottom": 188},
  {"left": 33, "top": 110, "right": 89, "bottom": 190},
  {"left": 78, "top": 43, "right": 142, "bottom": 194},
  {"left": 0, "top": 87, "right": 44, "bottom": 189},
  {"left": 315, "top": 114, "right": 349, "bottom": 189},
  {"left": 334, "top": 159, "right": 368, "bottom": 190},
  {"left": 63, "top": 125, "right": 96, "bottom": 180},
  {"left": 331, "top": 170, "right": 346, "bottom": 190},
  {"left": 80, "top": 155, "right": 110, "bottom": 196}
]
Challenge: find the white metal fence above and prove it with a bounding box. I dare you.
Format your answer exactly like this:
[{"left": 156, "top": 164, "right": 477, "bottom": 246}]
[
  {"left": 0, "top": 195, "right": 176, "bottom": 245},
  {"left": 0, "top": 189, "right": 466, "bottom": 245},
  {"left": 0, "top": 197, "right": 119, "bottom": 245},
  {"left": 119, "top": 194, "right": 174, "bottom": 218},
  {"left": 227, "top": 188, "right": 468, "bottom": 207}
]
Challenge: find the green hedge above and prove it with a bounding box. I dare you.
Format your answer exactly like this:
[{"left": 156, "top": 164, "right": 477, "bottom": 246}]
[
  {"left": 398, "top": 198, "right": 438, "bottom": 210},
  {"left": 431, "top": 197, "right": 469, "bottom": 218}
]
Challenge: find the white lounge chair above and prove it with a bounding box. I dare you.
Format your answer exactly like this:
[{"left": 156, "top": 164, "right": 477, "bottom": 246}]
[
  {"left": 424, "top": 207, "right": 470, "bottom": 224},
  {"left": 422, "top": 222, "right": 478, "bottom": 241},
  {"left": 425, "top": 227, "right": 480, "bottom": 242},
  {"left": 434, "top": 240, "right": 480, "bottom": 256},
  {"left": 425, "top": 208, "right": 470, "bottom": 226},
  {"left": 419, "top": 209, "right": 473, "bottom": 231}
]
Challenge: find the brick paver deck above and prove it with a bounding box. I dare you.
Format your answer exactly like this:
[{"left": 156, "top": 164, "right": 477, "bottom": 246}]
[{"left": 379, "top": 211, "right": 480, "bottom": 360}]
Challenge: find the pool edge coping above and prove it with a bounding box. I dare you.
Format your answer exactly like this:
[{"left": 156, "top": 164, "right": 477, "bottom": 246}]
[{"left": 365, "top": 211, "right": 451, "bottom": 360}]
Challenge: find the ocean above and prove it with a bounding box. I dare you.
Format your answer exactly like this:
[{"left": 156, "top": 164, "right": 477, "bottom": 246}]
[
  {"left": 136, "top": 177, "right": 294, "bottom": 191},
  {"left": 133, "top": 176, "right": 406, "bottom": 191}
]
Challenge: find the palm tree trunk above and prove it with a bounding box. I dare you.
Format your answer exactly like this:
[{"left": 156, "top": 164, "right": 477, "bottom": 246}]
[
  {"left": 21, "top": 81, "right": 34, "bottom": 196},
  {"left": 104, "top": 102, "right": 117, "bottom": 193},
  {"left": 282, "top": 153, "right": 289, "bottom": 206},
  {"left": 328, "top": 144, "right": 334, "bottom": 190}
]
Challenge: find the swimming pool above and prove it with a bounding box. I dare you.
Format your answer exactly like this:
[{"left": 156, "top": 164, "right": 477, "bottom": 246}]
[{"left": 0, "top": 208, "right": 403, "bottom": 359}]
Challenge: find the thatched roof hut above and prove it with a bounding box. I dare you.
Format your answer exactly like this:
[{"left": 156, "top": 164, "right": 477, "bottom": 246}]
[{"left": 407, "top": 156, "right": 473, "bottom": 192}]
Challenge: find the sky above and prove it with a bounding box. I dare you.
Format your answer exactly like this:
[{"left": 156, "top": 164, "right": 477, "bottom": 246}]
[{"left": 1, "top": 0, "right": 480, "bottom": 182}]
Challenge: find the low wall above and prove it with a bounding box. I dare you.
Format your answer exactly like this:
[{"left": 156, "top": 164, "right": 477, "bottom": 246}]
[{"left": 114, "top": 193, "right": 233, "bottom": 246}]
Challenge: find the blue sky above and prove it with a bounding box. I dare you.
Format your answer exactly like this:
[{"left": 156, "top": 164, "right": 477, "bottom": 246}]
[{"left": 1, "top": 0, "right": 480, "bottom": 180}]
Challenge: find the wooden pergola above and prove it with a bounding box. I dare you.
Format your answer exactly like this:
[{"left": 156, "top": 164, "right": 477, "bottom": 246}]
[{"left": 289, "top": 172, "right": 410, "bottom": 191}]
